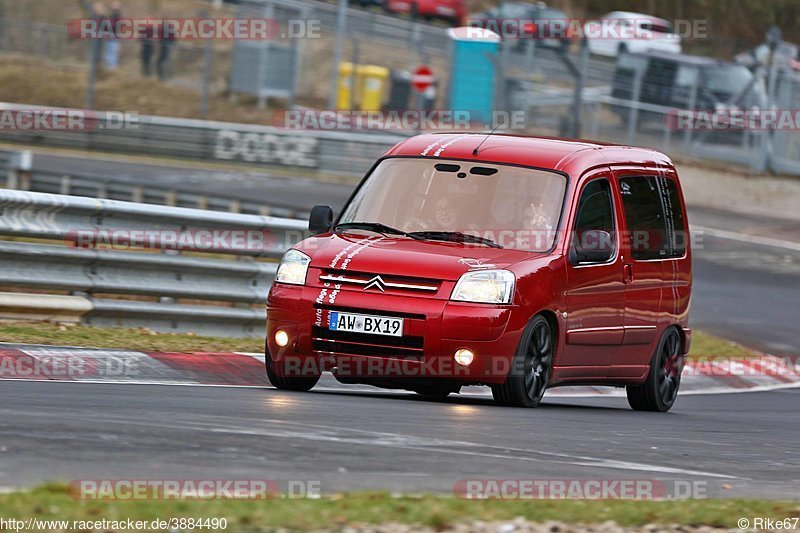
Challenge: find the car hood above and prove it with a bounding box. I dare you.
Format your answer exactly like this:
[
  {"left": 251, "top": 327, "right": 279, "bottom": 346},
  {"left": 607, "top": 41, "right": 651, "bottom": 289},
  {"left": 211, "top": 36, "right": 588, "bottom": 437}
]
[{"left": 297, "top": 233, "right": 539, "bottom": 281}]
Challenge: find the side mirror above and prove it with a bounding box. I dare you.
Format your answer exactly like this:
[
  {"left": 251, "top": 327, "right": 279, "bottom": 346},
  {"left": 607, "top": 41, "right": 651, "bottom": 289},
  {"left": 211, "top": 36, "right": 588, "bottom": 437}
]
[
  {"left": 570, "top": 229, "right": 614, "bottom": 264},
  {"left": 309, "top": 205, "right": 334, "bottom": 234}
]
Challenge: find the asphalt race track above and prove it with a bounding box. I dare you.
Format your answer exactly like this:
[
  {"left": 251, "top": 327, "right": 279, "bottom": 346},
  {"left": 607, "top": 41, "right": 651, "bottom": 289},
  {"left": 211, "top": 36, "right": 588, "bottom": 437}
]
[
  {"left": 1, "top": 380, "right": 798, "bottom": 498},
  {"left": 689, "top": 208, "right": 800, "bottom": 355},
  {"left": 2, "top": 151, "right": 799, "bottom": 497},
  {"left": 29, "top": 152, "right": 351, "bottom": 216}
]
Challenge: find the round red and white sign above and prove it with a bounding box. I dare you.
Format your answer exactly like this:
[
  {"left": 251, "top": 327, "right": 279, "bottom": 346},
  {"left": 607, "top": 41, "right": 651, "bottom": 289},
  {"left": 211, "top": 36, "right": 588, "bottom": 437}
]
[{"left": 411, "top": 65, "right": 434, "bottom": 93}]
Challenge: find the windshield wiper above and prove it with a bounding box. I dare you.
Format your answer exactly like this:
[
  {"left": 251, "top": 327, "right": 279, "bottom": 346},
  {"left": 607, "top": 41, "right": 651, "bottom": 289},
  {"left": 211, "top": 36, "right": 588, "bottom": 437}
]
[
  {"left": 334, "top": 222, "right": 422, "bottom": 239},
  {"left": 408, "top": 231, "right": 503, "bottom": 249}
]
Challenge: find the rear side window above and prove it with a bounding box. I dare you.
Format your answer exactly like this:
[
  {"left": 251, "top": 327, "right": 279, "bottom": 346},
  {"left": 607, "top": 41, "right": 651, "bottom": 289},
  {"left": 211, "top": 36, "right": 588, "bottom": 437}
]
[
  {"left": 619, "top": 177, "right": 666, "bottom": 260},
  {"left": 659, "top": 177, "right": 687, "bottom": 256},
  {"left": 619, "top": 176, "right": 686, "bottom": 260}
]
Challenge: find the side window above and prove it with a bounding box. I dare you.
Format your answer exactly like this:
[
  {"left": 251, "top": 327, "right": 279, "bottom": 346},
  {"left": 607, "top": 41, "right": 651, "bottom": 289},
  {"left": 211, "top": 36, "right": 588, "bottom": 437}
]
[
  {"left": 619, "top": 176, "right": 668, "bottom": 260},
  {"left": 571, "top": 178, "right": 616, "bottom": 264},
  {"left": 659, "top": 176, "right": 687, "bottom": 257}
]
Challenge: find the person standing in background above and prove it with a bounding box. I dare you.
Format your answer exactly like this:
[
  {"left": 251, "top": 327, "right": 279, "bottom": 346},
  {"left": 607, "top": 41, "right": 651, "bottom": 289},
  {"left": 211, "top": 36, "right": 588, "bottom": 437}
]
[
  {"left": 140, "top": 19, "right": 155, "bottom": 76},
  {"left": 156, "top": 22, "right": 175, "bottom": 80},
  {"left": 82, "top": 1, "right": 108, "bottom": 71},
  {"left": 103, "top": 1, "right": 122, "bottom": 69}
]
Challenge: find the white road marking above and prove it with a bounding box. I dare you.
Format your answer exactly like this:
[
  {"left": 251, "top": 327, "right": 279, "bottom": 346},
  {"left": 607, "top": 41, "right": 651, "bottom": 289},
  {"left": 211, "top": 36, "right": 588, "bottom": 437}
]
[
  {"left": 694, "top": 225, "right": 800, "bottom": 253},
  {"left": 2, "top": 377, "right": 799, "bottom": 396},
  {"left": 198, "top": 419, "right": 741, "bottom": 480},
  {"left": 35, "top": 408, "right": 734, "bottom": 481},
  {"left": 5, "top": 405, "right": 741, "bottom": 480}
]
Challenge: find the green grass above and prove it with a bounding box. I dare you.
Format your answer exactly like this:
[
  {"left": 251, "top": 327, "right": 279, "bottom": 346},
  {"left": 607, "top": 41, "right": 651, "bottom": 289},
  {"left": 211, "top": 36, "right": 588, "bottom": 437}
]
[
  {"left": 688, "top": 331, "right": 759, "bottom": 359},
  {"left": 0, "top": 322, "right": 262, "bottom": 353},
  {"left": 0, "top": 486, "right": 798, "bottom": 531}
]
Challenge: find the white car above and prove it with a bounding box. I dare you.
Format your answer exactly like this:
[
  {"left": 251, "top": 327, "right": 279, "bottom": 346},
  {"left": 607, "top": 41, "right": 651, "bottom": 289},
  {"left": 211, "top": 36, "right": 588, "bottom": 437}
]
[{"left": 584, "top": 11, "right": 682, "bottom": 57}]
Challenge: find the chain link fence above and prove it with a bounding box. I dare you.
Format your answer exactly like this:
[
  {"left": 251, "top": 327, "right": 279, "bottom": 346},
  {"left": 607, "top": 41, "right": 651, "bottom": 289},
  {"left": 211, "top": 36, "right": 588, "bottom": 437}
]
[
  {"left": 770, "top": 70, "right": 800, "bottom": 175},
  {"left": 509, "top": 49, "right": 800, "bottom": 176},
  {"left": 1, "top": 2, "right": 799, "bottom": 175}
]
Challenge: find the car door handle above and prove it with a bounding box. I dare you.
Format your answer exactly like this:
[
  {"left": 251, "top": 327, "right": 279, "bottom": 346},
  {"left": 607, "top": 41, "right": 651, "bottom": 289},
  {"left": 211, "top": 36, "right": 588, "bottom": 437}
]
[{"left": 624, "top": 264, "right": 634, "bottom": 283}]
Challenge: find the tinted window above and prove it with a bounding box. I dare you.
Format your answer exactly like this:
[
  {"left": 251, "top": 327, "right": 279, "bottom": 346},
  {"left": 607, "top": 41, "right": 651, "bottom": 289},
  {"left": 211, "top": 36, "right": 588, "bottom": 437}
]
[
  {"left": 641, "top": 22, "right": 674, "bottom": 34},
  {"left": 572, "top": 178, "right": 616, "bottom": 262},
  {"left": 659, "top": 177, "right": 687, "bottom": 257},
  {"left": 619, "top": 176, "right": 667, "bottom": 260}
]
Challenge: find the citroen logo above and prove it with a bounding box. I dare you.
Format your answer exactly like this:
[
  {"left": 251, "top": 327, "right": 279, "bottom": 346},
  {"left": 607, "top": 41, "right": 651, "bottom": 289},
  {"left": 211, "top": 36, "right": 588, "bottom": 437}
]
[{"left": 363, "top": 275, "right": 386, "bottom": 292}]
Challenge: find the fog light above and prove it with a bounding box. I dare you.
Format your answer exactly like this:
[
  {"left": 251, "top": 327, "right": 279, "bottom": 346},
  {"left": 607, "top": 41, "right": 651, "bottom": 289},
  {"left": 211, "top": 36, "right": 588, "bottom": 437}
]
[
  {"left": 274, "top": 329, "right": 290, "bottom": 347},
  {"left": 454, "top": 348, "right": 474, "bottom": 366}
]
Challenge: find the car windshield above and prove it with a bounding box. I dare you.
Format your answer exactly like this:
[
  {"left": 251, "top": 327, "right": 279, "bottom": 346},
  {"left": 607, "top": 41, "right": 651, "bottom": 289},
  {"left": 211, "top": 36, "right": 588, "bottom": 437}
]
[{"left": 338, "top": 158, "right": 567, "bottom": 252}]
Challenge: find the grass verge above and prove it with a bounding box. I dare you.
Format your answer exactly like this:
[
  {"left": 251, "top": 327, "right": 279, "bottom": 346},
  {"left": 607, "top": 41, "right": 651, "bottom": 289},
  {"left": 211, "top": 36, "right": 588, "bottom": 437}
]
[
  {"left": 0, "top": 486, "right": 798, "bottom": 531},
  {"left": 0, "top": 322, "right": 758, "bottom": 359},
  {"left": 688, "top": 331, "right": 760, "bottom": 359},
  {"left": 0, "top": 322, "right": 261, "bottom": 353},
  {"left": 0, "top": 56, "right": 278, "bottom": 126}
]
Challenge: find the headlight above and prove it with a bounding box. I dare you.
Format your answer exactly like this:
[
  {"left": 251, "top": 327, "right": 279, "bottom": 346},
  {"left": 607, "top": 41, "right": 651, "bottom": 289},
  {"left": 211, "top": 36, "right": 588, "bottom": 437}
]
[
  {"left": 451, "top": 269, "right": 515, "bottom": 304},
  {"left": 275, "top": 249, "right": 311, "bottom": 285}
]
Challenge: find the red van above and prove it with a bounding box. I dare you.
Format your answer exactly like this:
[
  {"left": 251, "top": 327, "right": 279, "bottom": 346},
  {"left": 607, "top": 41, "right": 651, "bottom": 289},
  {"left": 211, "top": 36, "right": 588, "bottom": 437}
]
[{"left": 266, "top": 134, "right": 691, "bottom": 412}]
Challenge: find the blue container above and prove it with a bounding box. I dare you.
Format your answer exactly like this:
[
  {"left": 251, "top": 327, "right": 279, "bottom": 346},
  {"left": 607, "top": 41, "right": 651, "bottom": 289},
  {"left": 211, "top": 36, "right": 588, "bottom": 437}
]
[{"left": 448, "top": 28, "right": 501, "bottom": 124}]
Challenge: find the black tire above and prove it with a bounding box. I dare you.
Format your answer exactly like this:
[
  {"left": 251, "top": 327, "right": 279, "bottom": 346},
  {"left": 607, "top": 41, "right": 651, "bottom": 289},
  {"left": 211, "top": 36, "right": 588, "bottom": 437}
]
[
  {"left": 264, "top": 341, "right": 320, "bottom": 392},
  {"left": 626, "top": 328, "right": 682, "bottom": 412},
  {"left": 491, "top": 315, "right": 554, "bottom": 407}
]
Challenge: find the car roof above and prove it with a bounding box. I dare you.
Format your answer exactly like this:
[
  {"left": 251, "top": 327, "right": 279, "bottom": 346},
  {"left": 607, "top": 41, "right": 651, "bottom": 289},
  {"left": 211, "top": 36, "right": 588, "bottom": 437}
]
[
  {"left": 383, "top": 133, "right": 672, "bottom": 175},
  {"left": 604, "top": 11, "right": 669, "bottom": 23}
]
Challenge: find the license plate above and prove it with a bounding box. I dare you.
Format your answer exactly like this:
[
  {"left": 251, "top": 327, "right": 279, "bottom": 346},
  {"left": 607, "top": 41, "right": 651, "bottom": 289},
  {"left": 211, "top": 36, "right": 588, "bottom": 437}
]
[{"left": 329, "top": 311, "right": 403, "bottom": 337}]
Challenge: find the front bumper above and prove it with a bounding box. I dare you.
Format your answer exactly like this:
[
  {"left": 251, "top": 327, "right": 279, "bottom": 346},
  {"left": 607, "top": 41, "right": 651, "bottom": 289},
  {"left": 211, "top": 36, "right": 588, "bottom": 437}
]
[{"left": 266, "top": 282, "right": 523, "bottom": 385}]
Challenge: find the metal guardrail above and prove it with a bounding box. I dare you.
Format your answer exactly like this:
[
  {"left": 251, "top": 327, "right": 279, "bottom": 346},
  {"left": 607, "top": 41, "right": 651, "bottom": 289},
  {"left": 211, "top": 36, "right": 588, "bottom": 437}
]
[
  {"left": 0, "top": 148, "right": 305, "bottom": 219},
  {"left": 0, "top": 102, "right": 403, "bottom": 178},
  {"left": 0, "top": 189, "right": 307, "bottom": 337}
]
